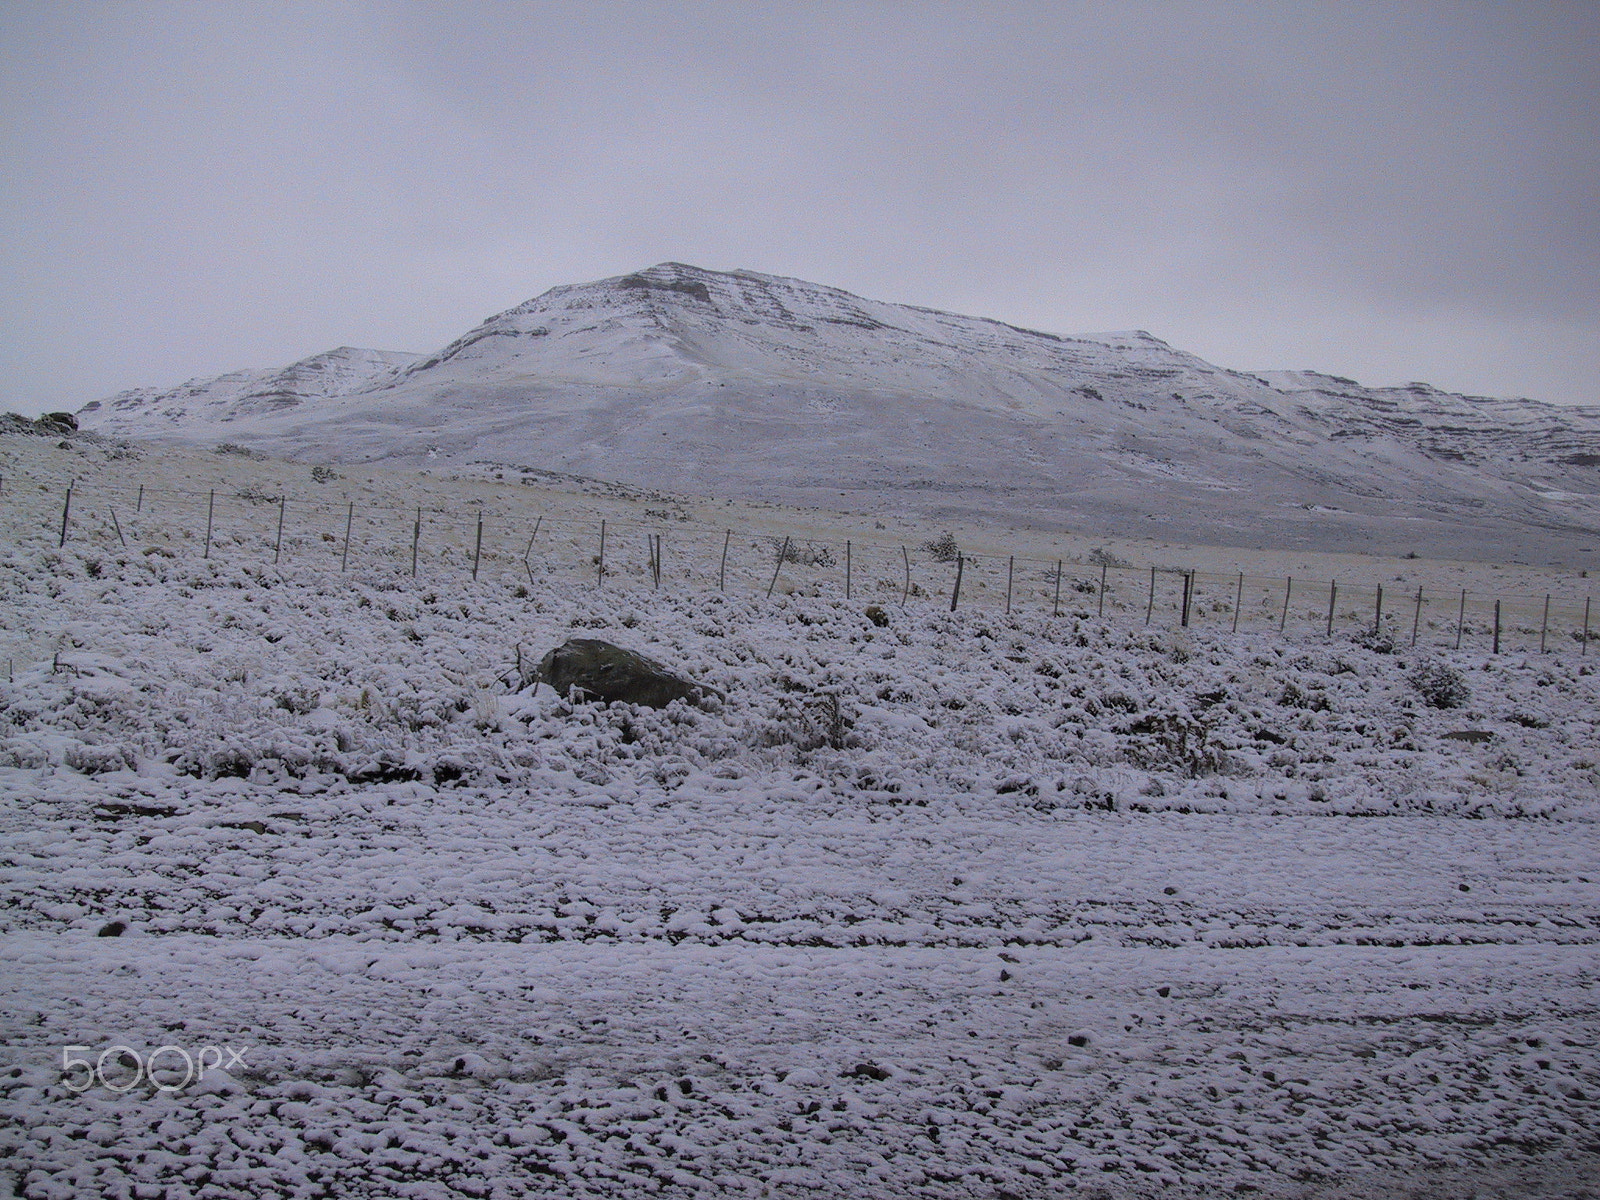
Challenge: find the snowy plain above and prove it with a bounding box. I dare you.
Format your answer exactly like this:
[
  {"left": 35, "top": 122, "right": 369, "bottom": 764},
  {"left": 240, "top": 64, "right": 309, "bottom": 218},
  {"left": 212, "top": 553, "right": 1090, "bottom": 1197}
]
[{"left": 1, "top": 430, "right": 1598, "bottom": 1199}]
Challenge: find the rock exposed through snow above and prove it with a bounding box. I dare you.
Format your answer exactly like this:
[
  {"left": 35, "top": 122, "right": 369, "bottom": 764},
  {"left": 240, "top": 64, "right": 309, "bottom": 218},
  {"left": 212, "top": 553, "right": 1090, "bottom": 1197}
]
[{"left": 533, "top": 637, "right": 716, "bottom": 709}]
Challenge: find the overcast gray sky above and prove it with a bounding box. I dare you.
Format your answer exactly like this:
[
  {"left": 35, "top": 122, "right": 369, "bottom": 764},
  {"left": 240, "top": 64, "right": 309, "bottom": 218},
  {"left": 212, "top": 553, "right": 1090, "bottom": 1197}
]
[{"left": 2, "top": 0, "right": 1597, "bottom": 415}]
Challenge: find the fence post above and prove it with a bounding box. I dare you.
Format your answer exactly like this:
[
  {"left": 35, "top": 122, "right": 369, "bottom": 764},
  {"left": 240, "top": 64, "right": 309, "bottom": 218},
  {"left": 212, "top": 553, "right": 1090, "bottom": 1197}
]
[
  {"left": 471, "top": 512, "right": 484, "bottom": 580},
  {"left": 135, "top": 484, "right": 144, "bottom": 514},
  {"left": 522, "top": 516, "right": 542, "bottom": 587},
  {"left": 1493, "top": 599, "right": 1501, "bottom": 654},
  {"left": 109, "top": 506, "right": 126, "bottom": 548},
  {"left": 1098, "top": 563, "right": 1107, "bottom": 618},
  {"left": 204, "top": 490, "right": 216, "bottom": 559},
  {"left": 275, "top": 496, "right": 287, "bottom": 565},
  {"left": 1004, "top": 556, "right": 1014, "bottom": 615},
  {"left": 719, "top": 529, "right": 731, "bottom": 592},
  {"left": 57, "top": 483, "right": 73, "bottom": 547},
  {"left": 950, "top": 553, "right": 964, "bottom": 612},
  {"left": 597, "top": 519, "right": 606, "bottom": 588},
  {"left": 1145, "top": 566, "right": 1156, "bottom": 625},
  {"left": 1373, "top": 584, "right": 1384, "bottom": 635},
  {"left": 845, "top": 540, "right": 852, "bottom": 600},
  {"left": 339, "top": 501, "right": 354, "bottom": 572},
  {"left": 1455, "top": 589, "right": 1467, "bottom": 649},
  {"left": 411, "top": 506, "right": 421, "bottom": 576},
  {"left": 1411, "top": 587, "right": 1423, "bottom": 647},
  {"left": 1539, "top": 594, "right": 1550, "bottom": 653},
  {"left": 768, "top": 536, "right": 790, "bottom": 598},
  {"left": 1053, "top": 560, "right": 1063, "bottom": 618},
  {"left": 901, "top": 546, "right": 910, "bottom": 607},
  {"left": 1583, "top": 597, "right": 1591, "bottom": 656},
  {"left": 1180, "top": 571, "right": 1193, "bottom": 628},
  {"left": 1232, "top": 571, "right": 1243, "bottom": 634},
  {"left": 1325, "top": 581, "right": 1337, "bottom": 636},
  {"left": 1280, "top": 576, "right": 1292, "bottom": 632}
]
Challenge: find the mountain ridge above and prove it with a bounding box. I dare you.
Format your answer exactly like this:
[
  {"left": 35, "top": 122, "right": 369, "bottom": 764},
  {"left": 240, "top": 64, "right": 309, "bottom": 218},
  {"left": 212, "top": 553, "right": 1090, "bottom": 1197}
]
[{"left": 77, "top": 263, "right": 1600, "bottom": 564}]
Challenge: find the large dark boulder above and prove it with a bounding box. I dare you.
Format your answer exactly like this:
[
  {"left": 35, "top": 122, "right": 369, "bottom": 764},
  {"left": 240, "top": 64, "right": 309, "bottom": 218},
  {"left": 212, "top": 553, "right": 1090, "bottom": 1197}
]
[{"left": 535, "top": 638, "right": 715, "bottom": 708}]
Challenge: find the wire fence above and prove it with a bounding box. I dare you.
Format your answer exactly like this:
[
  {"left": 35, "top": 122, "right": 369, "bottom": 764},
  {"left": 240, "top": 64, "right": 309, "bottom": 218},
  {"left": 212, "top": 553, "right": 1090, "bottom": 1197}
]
[{"left": 6, "top": 474, "right": 1595, "bottom": 657}]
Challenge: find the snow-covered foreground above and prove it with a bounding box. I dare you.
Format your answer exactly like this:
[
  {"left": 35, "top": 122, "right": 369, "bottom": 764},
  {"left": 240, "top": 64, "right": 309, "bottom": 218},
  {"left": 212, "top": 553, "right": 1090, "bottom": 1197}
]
[{"left": 2, "top": 516, "right": 1599, "bottom": 1195}]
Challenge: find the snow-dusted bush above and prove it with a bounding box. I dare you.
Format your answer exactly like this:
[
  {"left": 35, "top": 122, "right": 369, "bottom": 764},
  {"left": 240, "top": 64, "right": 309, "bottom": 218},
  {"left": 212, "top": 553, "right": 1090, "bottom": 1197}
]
[
  {"left": 921, "top": 531, "right": 960, "bottom": 563},
  {"left": 1409, "top": 660, "right": 1471, "bottom": 708},
  {"left": 1350, "top": 623, "right": 1400, "bottom": 654}
]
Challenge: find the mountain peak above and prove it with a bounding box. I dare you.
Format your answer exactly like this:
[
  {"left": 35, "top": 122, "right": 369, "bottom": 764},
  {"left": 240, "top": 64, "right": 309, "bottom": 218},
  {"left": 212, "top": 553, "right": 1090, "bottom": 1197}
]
[{"left": 76, "top": 265, "right": 1600, "bottom": 562}]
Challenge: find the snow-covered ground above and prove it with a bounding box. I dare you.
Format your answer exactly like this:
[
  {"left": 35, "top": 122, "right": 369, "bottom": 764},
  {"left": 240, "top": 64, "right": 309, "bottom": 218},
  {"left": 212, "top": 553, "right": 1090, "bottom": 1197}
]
[{"left": 2, "top": 432, "right": 1598, "bottom": 1198}]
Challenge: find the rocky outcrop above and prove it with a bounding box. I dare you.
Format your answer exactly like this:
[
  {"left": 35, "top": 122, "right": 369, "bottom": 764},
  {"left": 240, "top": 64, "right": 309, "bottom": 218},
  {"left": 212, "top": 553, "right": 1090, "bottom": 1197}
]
[{"left": 534, "top": 638, "right": 715, "bottom": 708}]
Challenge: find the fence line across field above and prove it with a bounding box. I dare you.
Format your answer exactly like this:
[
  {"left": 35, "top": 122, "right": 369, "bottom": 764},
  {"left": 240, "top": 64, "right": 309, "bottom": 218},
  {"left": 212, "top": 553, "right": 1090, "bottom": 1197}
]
[{"left": 11, "top": 476, "right": 1596, "bottom": 656}]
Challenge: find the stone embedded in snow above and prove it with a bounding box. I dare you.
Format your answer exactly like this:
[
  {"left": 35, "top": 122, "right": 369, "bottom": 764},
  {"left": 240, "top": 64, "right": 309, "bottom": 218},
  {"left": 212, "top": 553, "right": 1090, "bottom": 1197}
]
[{"left": 534, "top": 637, "right": 714, "bottom": 708}]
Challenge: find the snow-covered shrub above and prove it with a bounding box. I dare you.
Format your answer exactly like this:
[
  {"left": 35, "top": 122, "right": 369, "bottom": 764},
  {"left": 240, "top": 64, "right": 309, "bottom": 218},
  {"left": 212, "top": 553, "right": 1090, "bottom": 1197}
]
[
  {"left": 62, "top": 740, "right": 135, "bottom": 774},
  {"left": 1351, "top": 623, "right": 1400, "bottom": 654},
  {"left": 921, "top": 532, "right": 960, "bottom": 563},
  {"left": 1119, "top": 709, "right": 1225, "bottom": 777},
  {"left": 1277, "top": 681, "right": 1330, "bottom": 711},
  {"left": 765, "top": 537, "right": 835, "bottom": 568},
  {"left": 1409, "top": 661, "right": 1471, "bottom": 709},
  {"left": 755, "top": 689, "right": 856, "bottom": 753}
]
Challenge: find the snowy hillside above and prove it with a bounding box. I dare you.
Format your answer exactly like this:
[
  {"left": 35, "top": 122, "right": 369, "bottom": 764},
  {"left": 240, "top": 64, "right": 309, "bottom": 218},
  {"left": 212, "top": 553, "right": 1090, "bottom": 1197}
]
[
  {"left": 86, "top": 346, "right": 420, "bottom": 430},
  {"left": 1, "top": 432, "right": 1598, "bottom": 1198},
  {"left": 77, "top": 264, "right": 1600, "bottom": 566}
]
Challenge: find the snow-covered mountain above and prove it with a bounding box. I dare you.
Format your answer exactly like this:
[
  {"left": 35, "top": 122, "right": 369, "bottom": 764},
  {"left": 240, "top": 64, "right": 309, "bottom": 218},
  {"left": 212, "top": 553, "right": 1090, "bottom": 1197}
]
[{"left": 78, "top": 263, "right": 1600, "bottom": 563}]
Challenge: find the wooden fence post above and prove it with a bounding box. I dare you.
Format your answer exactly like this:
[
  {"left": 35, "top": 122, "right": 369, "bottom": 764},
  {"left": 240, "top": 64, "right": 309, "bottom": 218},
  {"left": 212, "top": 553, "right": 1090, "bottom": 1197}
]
[
  {"left": 135, "top": 484, "right": 144, "bottom": 513},
  {"left": 204, "top": 490, "right": 216, "bottom": 559},
  {"left": 845, "top": 540, "right": 852, "bottom": 600},
  {"left": 339, "top": 501, "right": 353, "bottom": 571},
  {"left": 1373, "top": 584, "right": 1384, "bottom": 635},
  {"left": 1180, "top": 571, "right": 1193, "bottom": 628},
  {"left": 767, "top": 536, "right": 790, "bottom": 598},
  {"left": 1232, "top": 572, "right": 1243, "bottom": 634},
  {"left": 719, "top": 529, "right": 731, "bottom": 592},
  {"left": 901, "top": 546, "right": 910, "bottom": 607},
  {"left": 274, "top": 496, "right": 287, "bottom": 565},
  {"left": 1455, "top": 589, "right": 1467, "bottom": 649},
  {"left": 1004, "top": 555, "right": 1014, "bottom": 614},
  {"left": 1411, "top": 587, "right": 1423, "bottom": 647},
  {"left": 1325, "top": 581, "right": 1337, "bottom": 636},
  {"left": 950, "top": 553, "right": 964, "bottom": 612},
  {"left": 1539, "top": 594, "right": 1550, "bottom": 653},
  {"left": 1583, "top": 596, "right": 1592, "bottom": 656},
  {"left": 1098, "top": 563, "right": 1107, "bottom": 618},
  {"left": 411, "top": 506, "right": 421, "bottom": 576},
  {"left": 472, "top": 512, "right": 484, "bottom": 580},
  {"left": 1053, "top": 560, "right": 1063, "bottom": 618},
  {"left": 1492, "top": 599, "right": 1502, "bottom": 654},
  {"left": 58, "top": 484, "right": 73, "bottom": 548},
  {"left": 1145, "top": 566, "right": 1156, "bottom": 625},
  {"left": 1280, "top": 576, "right": 1292, "bottom": 632},
  {"left": 109, "top": 506, "right": 126, "bottom": 548},
  {"left": 522, "top": 516, "right": 542, "bottom": 587},
  {"left": 597, "top": 519, "right": 606, "bottom": 588}
]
